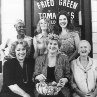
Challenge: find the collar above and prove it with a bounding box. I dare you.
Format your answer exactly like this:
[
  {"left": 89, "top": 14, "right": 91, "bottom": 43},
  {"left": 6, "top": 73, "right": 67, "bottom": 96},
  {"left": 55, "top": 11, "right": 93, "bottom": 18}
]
[{"left": 76, "top": 56, "right": 93, "bottom": 72}]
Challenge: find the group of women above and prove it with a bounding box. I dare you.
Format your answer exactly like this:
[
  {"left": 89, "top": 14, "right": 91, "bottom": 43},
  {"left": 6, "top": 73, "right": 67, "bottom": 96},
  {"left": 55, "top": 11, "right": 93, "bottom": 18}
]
[{"left": 0, "top": 10, "right": 97, "bottom": 97}]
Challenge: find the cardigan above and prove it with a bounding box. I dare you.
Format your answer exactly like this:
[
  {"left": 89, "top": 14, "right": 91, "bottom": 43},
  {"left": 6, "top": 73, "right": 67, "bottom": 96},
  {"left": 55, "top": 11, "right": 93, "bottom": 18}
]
[
  {"left": 71, "top": 57, "right": 97, "bottom": 96},
  {"left": 33, "top": 53, "right": 71, "bottom": 97}
]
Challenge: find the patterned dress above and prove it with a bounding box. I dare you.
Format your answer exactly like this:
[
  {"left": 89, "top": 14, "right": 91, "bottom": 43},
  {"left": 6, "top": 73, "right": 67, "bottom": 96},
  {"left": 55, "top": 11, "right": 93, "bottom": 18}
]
[{"left": 59, "top": 31, "right": 78, "bottom": 58}]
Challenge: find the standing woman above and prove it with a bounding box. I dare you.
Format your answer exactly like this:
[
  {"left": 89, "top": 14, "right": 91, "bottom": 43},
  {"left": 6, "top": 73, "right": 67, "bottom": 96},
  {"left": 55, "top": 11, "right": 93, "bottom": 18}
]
[
  {"left": 33, "top": 33, "right": 71, "bottom": 97},
  {"left": 33, "top": 18, "right": 52, "bottom": 59},
  {"left": 0, "top": 19, "right": 32, "bottom": 58},
  {"left": 54, "top": 11, "right": 80, "bottom": 62},
  {"left": 0, "top": 40, "right": 34, "bottom": 97},
  {"left": 71, "top": 40, "right": 97, "bottom": 97}
]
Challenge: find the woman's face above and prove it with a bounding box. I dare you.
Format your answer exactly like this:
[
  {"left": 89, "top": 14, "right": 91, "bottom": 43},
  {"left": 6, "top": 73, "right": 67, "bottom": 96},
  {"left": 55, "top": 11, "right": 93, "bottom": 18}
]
[
  {"left": 78, "top": 42, "right": 90, "bottom": 57},
  {"left": 15, "top": 44, "right": 26, "bottom": 61},
  {"left": 59, "top": 15, "right": 68, "bottom": 28},
  {"left": 39, "top": 19, "right": 48, "bottom": 30},
  {"left": 47, "top": 40, "right": 59, "bottom": 54}
]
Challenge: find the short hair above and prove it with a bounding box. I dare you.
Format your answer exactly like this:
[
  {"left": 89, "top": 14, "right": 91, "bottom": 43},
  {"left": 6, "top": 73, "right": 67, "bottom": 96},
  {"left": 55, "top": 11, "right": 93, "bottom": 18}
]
[
  {"left": 46, "top": 33, "right": 61, "bottom": 48},
  {"left": 78, "top": 40, "right": 91, "bottom": 53},
  {"left": 9, "top": 40, "right": 30, "bottom": 58},
  {"left": 35, "top": 18, "right": 52, "bottom": 35},
  {"left": 54, "top": 10, "right": 74, "bottom": 35}
]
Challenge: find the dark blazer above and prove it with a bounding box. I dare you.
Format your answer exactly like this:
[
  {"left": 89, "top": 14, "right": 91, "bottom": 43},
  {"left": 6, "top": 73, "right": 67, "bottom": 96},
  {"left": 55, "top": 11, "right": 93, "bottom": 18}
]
[
  {"left": 1, "top": 58, "right": 34, "bottom": 97},
  {"left": 33, "top": 53, "right": 71, "bottom": 97}
]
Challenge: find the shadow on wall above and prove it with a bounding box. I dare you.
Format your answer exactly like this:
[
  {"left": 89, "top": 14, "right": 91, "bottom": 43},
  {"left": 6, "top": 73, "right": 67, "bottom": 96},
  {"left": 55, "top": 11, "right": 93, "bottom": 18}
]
[
  {"left": 0, "top": 61, "right": 3, "bottom": 92},
  {"left": 0, "top": 73, "right": 3, "bottom": 92}
]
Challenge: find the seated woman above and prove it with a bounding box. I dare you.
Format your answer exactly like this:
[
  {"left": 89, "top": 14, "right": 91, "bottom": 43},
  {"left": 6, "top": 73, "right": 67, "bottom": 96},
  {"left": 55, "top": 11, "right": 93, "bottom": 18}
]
[
  {"left": 71, "top": 40, "right": 97, "bottom": 97},
  {"left": 33, "top": 18, "right": 52, "bottom": 59},
  {"left": 33, "top": 33, "right": 71, "bottom": 97},
  {"left": 0, "top": 40, "right": 34, "bottom": 97}
]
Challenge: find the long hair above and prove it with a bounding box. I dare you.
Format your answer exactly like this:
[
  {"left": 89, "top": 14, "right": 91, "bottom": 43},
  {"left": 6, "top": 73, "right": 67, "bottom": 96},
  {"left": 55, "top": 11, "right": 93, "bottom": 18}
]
[
  {"left": 54, "top": 11, "right": 75, "bottom": 35},
  {"left": 34, "top": 18, "right": 52, "bottom": 36}
]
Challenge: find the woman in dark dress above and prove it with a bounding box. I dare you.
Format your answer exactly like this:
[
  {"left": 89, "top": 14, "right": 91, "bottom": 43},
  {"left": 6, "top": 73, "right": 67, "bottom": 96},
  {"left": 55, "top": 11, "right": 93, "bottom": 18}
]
[
  {"left": 0, "top": 40, "right": 34, "bottom": 97},
  {"left": 33, "top": 33, "right": 71, "bottom": 97}
]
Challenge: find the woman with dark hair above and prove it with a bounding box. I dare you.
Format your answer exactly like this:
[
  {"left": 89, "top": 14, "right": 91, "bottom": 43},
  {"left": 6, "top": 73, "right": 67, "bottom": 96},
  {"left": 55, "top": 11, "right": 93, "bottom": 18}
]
[
  {"left": 0, "top": 19, "right": 32, "bottom": 59},
  {"left": 33, "top": 33, "right": 71, "bottom": 97},
  {"left": 54, "top": 11, "right": 80, "bottom": 62},
  {"left": 0, "top": 40, "right": 34, "bottom": 97},
  {"left": 33, "top": 18, "right": 52, "bottom": 59}
]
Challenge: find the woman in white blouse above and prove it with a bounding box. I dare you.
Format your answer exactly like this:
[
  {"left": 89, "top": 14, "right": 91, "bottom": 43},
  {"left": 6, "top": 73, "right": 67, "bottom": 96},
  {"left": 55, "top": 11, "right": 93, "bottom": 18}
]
[{"left": 71, "top": 40, "right": 97, "bottom": 97}]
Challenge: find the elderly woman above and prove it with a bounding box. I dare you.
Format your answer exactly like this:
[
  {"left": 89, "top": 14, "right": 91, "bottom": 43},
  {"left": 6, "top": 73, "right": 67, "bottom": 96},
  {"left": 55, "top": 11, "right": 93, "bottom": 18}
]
[
  {"left": 0, "top": 19, "right": 32, "bottom": 58},
  {"left": 33, "top": 33, "right": 71, "bottom": 97},
  {"left": 71, "top": 40, "right": 97, "bottom": 97},
  {"left": 33, "top": 18, "right": 52, "bottom": 59},
  {"left": 0, "top": 40, "right": 34, "bottom": 97}
]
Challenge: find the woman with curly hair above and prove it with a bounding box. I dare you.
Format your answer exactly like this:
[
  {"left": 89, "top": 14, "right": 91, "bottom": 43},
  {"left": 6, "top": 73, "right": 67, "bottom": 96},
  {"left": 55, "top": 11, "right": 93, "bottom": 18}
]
[
  {"left": 0, "top": 40, "right": 34, "bottom": 97},
  {"left": 33, "top": 18, "right": 52, "bottom": 59},
  {"left": 33, "top": 33, "right": 71, "bottom": 97},
  {"left": 54, "top": 11, "right": 80, "bottom": 62}
]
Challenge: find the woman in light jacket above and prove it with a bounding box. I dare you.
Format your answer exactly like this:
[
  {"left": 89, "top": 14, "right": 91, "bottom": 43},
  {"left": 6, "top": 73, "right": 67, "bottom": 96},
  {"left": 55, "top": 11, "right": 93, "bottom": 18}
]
[{"left": 71, "top": 40, "right": 97, "bottom": 97}]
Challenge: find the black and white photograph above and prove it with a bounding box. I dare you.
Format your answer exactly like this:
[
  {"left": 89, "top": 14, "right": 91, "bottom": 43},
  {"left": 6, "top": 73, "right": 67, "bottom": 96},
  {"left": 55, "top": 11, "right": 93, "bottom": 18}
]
[{"left": 0, "top": 0, "right": 97, "bottom": 97}]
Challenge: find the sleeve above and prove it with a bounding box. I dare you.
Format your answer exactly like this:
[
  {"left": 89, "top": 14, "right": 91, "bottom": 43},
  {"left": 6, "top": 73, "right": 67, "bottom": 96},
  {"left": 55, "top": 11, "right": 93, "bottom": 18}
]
[
  {"left": 3, "top": 60, "right": 16, "bottom": 86},
  {"left": 33, "top": 37, "right": 39, "bottom": 58},
  {"left": 27, "top": 37, "right": 33, "bottom": 48},
  {"left": 71, "top": 61, "right": 78, "bottom": 89},
  {"left": 33, "top": 56, "right": 43, "bottom": 81},
  {"left": 74, "top": 32, "right": 80, "bottom": 49},
  {"left": 27, "top": 59, "right": 35, "bottom": 82},
  {"left": 33, "top": 36, "right": 37, "bottom": 52},
  {"left": 71, "top": 61, "right": 85, "bottom": 97},
  {"left": 63, "top": 55, "right": 71, "bottom": 81}
]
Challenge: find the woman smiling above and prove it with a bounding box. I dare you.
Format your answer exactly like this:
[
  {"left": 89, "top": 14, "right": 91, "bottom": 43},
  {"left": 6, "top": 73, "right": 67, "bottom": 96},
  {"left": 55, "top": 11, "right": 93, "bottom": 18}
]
[
  {"left": 33, "top": 33, "right": 71, "bottom": 97},
  {"left": 71, "top": 40, "right": 97, "bottom": 97},
  {"left": 0, "top": 40, "right": 34, "bottom": 97}
]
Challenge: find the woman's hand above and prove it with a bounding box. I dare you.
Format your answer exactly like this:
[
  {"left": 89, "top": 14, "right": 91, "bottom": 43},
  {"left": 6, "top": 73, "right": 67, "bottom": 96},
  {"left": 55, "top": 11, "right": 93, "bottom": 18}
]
[
  {"left": 35, "top": 74, "right": 46, "bottom": 82},
  {"left": 23, "top": 93, "right": 30, "bottom": 97},
  {"left": 58, "top": 78, "right": 68, "bottom": 88},
  {"left": 85, "top": 93, "right": 95, "bottom": 97}
]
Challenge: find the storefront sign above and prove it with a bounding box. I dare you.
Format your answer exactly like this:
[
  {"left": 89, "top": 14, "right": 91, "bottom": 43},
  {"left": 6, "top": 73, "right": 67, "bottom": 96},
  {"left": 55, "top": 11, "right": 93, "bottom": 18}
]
[{"left": 34, "top": 0, "right": 80, "bottom": 26}]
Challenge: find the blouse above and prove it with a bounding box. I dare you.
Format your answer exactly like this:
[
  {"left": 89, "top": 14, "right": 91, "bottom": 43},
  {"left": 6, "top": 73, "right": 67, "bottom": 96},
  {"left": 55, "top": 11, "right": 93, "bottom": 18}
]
[
  {"left": 71, "top": 57, "right": 97, "bottom": 94},
  {"left": 33, "top": 34, "right": 47, "bottom": 58}
]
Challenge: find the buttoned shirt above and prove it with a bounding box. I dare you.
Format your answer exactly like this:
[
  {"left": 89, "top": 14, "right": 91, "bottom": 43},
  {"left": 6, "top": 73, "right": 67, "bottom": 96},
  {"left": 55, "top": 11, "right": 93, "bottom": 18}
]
[{"left": 71, "top": 57, "right": 97, "bottom": 94}]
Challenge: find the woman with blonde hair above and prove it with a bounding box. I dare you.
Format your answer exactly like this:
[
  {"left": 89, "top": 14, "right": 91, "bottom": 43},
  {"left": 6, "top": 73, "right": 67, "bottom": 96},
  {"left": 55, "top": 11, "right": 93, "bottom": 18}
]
[
  {"left": 33, "top": 18, "right": 53, "bottom": 59},
  {"left": 0, "top": 40, "right": 34, "bottom": 97}
]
